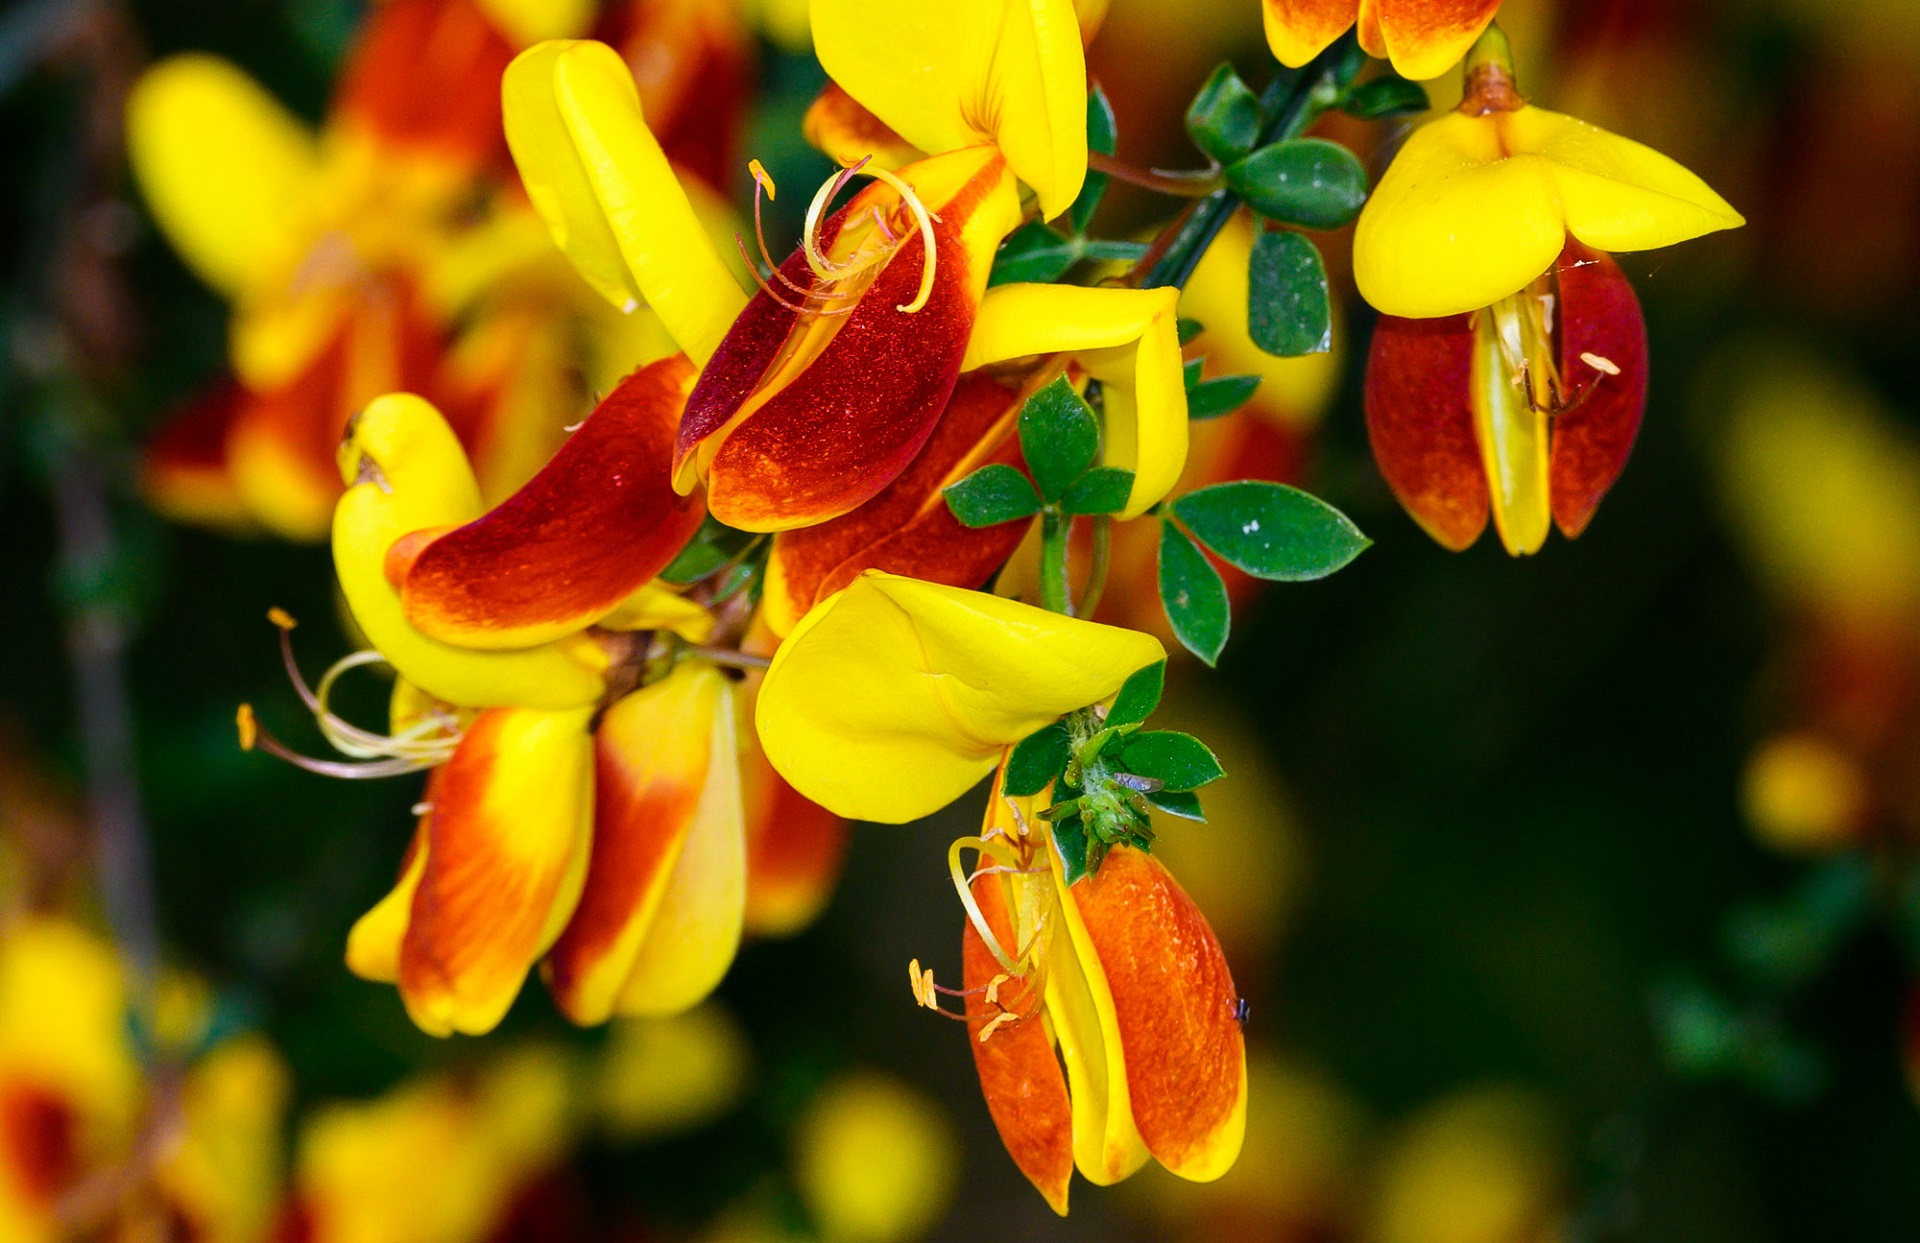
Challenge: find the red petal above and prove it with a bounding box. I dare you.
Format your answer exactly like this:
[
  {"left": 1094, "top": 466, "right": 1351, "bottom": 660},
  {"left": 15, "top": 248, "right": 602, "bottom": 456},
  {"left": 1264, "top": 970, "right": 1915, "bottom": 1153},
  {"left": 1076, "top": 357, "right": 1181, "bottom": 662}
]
[
  {"left": 597, "top": 0, "right": 753, "bottom": 192},
  {"left": 678, "top": 149, "right": 1013, "bottom": 532},
  {"left": 965, "top": 871, "right": 1074, "bottom": 1215},
  {"left": 1550, "top": 243, "right": 1648, "bottom": 540},
  {"left": 1365, "top": 313, "right": 1488, "bottom": 551},
  {"left": 761, "top": 367, "right": 1039, "bottom": 634},
  {"left": 1375, "top": 0, "right": 1505, "bottom": 77},
  {"left": 1073, "top": 847, "right": 1246, "bottom": 1180},
  {"left": 140, "top": 380, "right": 252, "bottom": 530},
  {"left": 0, "top": 1082, "right": 79, "bottom": 1203},
  {"left": 395, "top": 356, "right": 706, "bottom": 649},
  {"left": 333, "top": 0, "right": 515, "bottom": 169}
]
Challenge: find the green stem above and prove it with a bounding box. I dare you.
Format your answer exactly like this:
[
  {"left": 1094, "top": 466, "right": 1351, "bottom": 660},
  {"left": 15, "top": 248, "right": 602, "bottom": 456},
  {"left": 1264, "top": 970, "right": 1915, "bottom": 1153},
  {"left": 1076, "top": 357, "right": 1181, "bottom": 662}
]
[
  {"left": 1079, "top": 515, "right": 1113, "bottom": 617},
  {"left": 1138, "top": 32, "right": 1366, "bottom": 292},
  {"left": 1040, "top": 510, "right": 1072, "bottom": 615}
]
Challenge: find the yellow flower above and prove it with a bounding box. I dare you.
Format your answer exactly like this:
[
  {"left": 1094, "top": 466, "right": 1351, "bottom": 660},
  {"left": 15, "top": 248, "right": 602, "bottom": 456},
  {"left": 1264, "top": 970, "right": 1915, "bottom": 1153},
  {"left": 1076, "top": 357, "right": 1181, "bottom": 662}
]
[
  {"left": 793, "top": 1072, "right": 959, "bottom": 1243},
  {"left": 755, "top": 572, "right": 1165, "bottom": 823},
  {"left": 1353, "top": 36, "right": 1743, "bottom": 321}
]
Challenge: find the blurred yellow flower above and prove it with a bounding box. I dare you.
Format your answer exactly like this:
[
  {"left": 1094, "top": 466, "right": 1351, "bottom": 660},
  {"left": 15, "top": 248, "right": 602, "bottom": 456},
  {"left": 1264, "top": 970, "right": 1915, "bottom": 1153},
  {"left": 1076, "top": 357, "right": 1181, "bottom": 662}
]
[{"left": 793, "top": 1072, "right": 958, "bottom": 1243}]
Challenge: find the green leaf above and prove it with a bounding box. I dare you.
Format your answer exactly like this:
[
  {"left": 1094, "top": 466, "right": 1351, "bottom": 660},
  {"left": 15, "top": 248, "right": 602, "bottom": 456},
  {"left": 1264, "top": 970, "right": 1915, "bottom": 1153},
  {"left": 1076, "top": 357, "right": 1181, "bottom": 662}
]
[
  {"left": 1069, "top": 85, "right": 1118, "bottom": 235},
  {"left": 1146, "top": 789, "right": 1206, "bottom": 821},
  {"left": 1224, "top": 138, "right": 1369, "bottom": 230},
  {"left": 943, "top": 463, "right": 1041, "bottom": 528},
  {"left": 1186, "top": 63, "right": 1261, "bottom": 164},
  {"left": 1018, "top": 377, "right": 1100, "bottom": 502},
  {"left": 1158, "top": 521, "right": 1229, "bottom": 665},
  {"left": 989, "top": 221, "right": 1079, "bottom": 286},
  {"left": 1005, "top": 721, "right": 1072, "bottom": 797},
  {"left": 1173, "top": 480, "right": 1370, "bottom": 580},
  {"left": 661, "top": 516, "right": 755, "bottom": 584},
  {"left": 1108, "top": 659, "right": 1166, "bottom": 729},
  {"left": 1343, "top": 76, "right": 1430, "bottom": 120},
  {"left": 1187, "top": 374, "right": 1262, "bottom": 420},
  {"left": 1182, "top": 357, "right": 1204, "bottom": 388},
  {"left": 1052, "top": 814, "right": 1092, "bottom": 886},
  {"left": 1247, "top": 229, "right": 1331, "bottom": 357},
  {"left": 1177, "top": 317, "right": 1206, "bottom": 345},
  {"left": 1119, "top": 730, "right": 1225, "bottom": 791},
  {"left": 1060, "top": 466, "right": 1135, "bottom": 515},
  {"left": 1080, "top": 240, "right": 1149, "bottom": 264}
]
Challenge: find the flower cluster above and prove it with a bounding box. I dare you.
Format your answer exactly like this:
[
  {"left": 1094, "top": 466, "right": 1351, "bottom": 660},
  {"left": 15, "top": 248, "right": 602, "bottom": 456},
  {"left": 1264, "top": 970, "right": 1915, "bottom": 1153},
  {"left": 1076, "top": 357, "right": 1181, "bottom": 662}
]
[{"left": 177, "top": 0, "right": 1746, "bottom": 1213}]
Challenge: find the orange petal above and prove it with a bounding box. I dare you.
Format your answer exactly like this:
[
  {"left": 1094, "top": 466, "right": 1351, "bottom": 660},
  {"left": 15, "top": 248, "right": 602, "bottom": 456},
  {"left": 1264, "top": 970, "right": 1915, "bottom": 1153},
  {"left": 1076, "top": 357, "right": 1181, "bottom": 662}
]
[
  {"left": 1374, "top": 0, "right": 1504, "bottom": 81},
  {"left": 333, "top": 0, "right": 516, "bottom": 166},
  {"left": 802, "top": 82, "right": 922, "bottom": 172},
  {"left": 394, "top": 356, "right": 705, "bottom": 649},
  {"left": 139, "top": 381, "right": 255, "bottom": 532},
  {"left": 545, "top": 665, "right": 738, "bottom": 1024},
  {"left": 761, "top": 367, "right": 1042, "bottom": 636},
  {"left": 1071, "top": 847, "right": 1247, "bottom": 1181},
  {"left": 740, "top": 737, "right": 849, "bottom": 938},
  {"left": 965, "top": 868, "right": 1074, "bottom": 1215},
  {"left": 677, "top": 147, "right": 1020, "bottom": 532},
  {"left": 1364, "top": 313, "right": 1489, "bottom": 551},
  {"left": 398, "top": 705, "right": 594, "bottom": 1036},
  {"left": 1263, "top": 0, "right": 1359, "bottom": 68},
  {"left": 1550, "top": 243, "right": 1647, "bottom": 540},
  {"left": 345, "top": 814, "right": 430, "bottom": 984}
]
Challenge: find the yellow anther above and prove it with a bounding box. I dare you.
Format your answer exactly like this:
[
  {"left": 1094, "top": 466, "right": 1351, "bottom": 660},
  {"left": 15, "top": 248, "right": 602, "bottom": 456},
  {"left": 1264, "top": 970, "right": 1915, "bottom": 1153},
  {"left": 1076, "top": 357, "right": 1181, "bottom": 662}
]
[
  {"left": 235, "top": 704, "right": 258, "bottom": 752},
  {"left": 1581, "top": 351, "right": 1622, "bottom": 377},
  {"left": 985, "top": 973, "right": 1009, "bottom": 1006},
  {"left": 977, "top": 1012, "right": 1018, "bottom": 1044},
  {"left": 267, "top": 607, "right": 297, "bottom": 630},
  {"left": 749, "top": 158, "right": 776, "bottom": 201}
]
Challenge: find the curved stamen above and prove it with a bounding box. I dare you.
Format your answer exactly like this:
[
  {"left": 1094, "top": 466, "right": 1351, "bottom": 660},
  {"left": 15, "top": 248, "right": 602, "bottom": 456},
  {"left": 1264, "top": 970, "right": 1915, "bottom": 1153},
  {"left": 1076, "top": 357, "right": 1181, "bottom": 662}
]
[
  {"left": 948, "top": 835, "right": 1024, "bottom": 974},
  {"left": 798, "top": 158, "right": 941, "bottom": 314},
  {"left": 264, "top": 611, "right": 463, "bottom": 772},
  {"left": 734, "top": 233, "right": 857, "bottom": 317}
]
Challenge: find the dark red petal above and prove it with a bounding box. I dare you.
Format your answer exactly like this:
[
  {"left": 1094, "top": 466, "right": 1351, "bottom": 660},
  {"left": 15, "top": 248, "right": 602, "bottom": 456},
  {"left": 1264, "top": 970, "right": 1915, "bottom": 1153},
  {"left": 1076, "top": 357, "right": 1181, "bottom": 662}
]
[
  {"left": 1364, "top": 312, "right": 1488, "bottom": 551},
  {"left": 333, "top": 0, "right": 516, "bottom": 169},
  {"left": 762, "top": 367, "right": 1040, "bottom": 633},
  {"left": 1550, "top": 243, "right": 1648, "bottom": 540},
  {"left": 396, "top": 356, "right": 705, "bottom": 649}
]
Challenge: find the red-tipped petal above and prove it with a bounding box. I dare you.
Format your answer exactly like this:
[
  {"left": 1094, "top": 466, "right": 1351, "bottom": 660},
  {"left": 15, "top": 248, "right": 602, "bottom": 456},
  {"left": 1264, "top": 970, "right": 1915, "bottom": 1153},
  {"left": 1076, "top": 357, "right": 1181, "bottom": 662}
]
[
  {"left": 397, "top": 705, "right": 594, "bottom": 1036},
  {"left": 333, "top": 0, "right": 516, "bottom": 168},
  {"left": 1374, "top": 0, "right": 1505, "bottom": 81},
  {"left": 1550, "top": 244, "right": 1648, "bottom": 540},
  {"left": 678, "top": 148, "right": 1018, "bottom": 532},
  {"left": 965, "top": 871, "right": 1074, "bottom": 1215},
  {"left": 1264, "top": 0, "right": 1360, "bottom": 67},
  {"left": 761, "top": 367, "right": 1040, "bottom": 635},
  {"left": 1365, "top": 313, "right": 1488, "bottom": 551},
  {"left": 741, "top": 741, "right": 848, "bottom": 938},
  {"left": 1072, "top": 847, "right": 1246, "bottom": 1181},
  {"left": 395, "top": 356, "right": 705, "bottom": 649},
  {"left": 802, "top": 82, "right": 922, "bottom": 171}
]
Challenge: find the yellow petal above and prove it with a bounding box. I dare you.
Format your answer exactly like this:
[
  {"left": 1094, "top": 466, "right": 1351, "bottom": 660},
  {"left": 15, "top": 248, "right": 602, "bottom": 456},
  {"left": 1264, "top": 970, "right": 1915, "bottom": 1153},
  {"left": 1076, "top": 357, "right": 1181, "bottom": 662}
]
[
  {"left": 503, "top": 40, "right": 747, "bottom": 364},
  {"left": 812, "top": 0, "right": 1088, "bottom": 218},
  {"left": 1037, "top": 827, "right": 1149, "bottom": 1184},
  {"left": 125, "top": 55, "right": 317, "bottom": 297},
  {"left": 1355, "top": 107, "right": 1743, "bottom": 319},
  {"left": 346, "top": 825, "right": 428, "bottom": 984},
  {"left": 1354, "top": 111, "right": 1566, "bottom": 319},
  {"left": 1504, "top": 105, "right": 1746, "bottom": 256},
  {"left": 333, "top": 393, "right": 607, "bottom": 709},
  {"left": 476, "top": 0, "right": 595, "bottom": 46},
  {"left": 963, "top": 284, "right": 1188, "bottom": 516},
  {"left": 755, "top": 572, "right": 1164, "bottom": 822}
]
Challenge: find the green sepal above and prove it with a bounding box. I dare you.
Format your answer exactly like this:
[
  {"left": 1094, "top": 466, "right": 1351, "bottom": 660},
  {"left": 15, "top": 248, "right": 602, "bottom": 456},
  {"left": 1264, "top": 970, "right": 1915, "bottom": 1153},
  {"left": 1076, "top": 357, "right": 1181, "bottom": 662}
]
[
  {"left": 1157, "top": 520, "right": 1229, "bottom": 666},
  {"left": 1059, "top": 467, "right": 1135, "bottom": 515},
  {"left": 1186, "top": 63, "right": 1261, "bottom": 164},
  {"left": 1224, "top": 138, "right": 1369, "bottom": 231},
  {"left": 943, "top": 463, "right": 1042, "bottom": 528},
  {"left": 1247, "top": 229, "right": 1332, "bottom": 357},
  {"left": 1119, "top": 730, "right": 1225, "bottom": 791},
  {"left": 1172, "top": 480, "right": 1369, "bottom": 580},
  {"left": 1342, "top": 76, "right": 1430, "bottom": 119},
  {"left": 1187, "top": 374, "right": 1263, "bottom": 420},
  {"left": 1177, "top": 317, "right": 1206, "bottom": 345},
  {"left": 1052, "top": 813, "right": 1093, "bottom": 886},
  {"left": 1108, "top": 660, "right": 1166, "bottom": 729},
  {"left": 1005, "top": 720, "right": 1072, "bottom": 797},
  {"left": 1145, "top": 789, "right": 1207, "bottom": 821},
  {"left": 1018, "top": 377, "right": 1100, "bottom": 502},
  {"left": 989, "top": 221, "right": 1080, "bottom": 286},
  {"left": 661, "top": 516, "right": 755, "bottom": 584},
  {"left": 1069, "top": 84, "right": 1119, "bottom": 236}
]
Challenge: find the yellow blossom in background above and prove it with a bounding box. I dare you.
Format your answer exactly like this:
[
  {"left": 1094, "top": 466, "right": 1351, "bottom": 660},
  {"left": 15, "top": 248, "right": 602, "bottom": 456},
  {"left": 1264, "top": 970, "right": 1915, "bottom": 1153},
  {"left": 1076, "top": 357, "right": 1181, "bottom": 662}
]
[
  {"left": 595, "top": 1004, "right": 752, "bottom": 1142},
  {"left": 1371, "top": 1085, "right": 1566, "bottom": 1243},
  {"left": 792, "top": 1073, "right": 959, "bottom": 1243}
]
